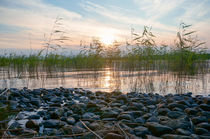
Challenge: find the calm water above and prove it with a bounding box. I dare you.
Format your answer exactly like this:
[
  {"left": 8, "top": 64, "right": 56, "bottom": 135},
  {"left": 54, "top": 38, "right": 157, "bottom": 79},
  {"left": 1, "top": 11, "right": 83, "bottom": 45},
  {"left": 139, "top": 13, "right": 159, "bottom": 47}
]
[{"left": 0, "top": 68, "right": 209, "bottom": 96}]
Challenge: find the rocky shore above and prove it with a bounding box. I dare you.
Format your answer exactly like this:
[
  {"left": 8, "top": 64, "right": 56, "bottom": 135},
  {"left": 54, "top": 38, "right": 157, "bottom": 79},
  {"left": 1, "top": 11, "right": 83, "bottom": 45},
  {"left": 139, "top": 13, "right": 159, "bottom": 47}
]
[{"left": 0, "top": 87, "right": 210, "bottom": 138}]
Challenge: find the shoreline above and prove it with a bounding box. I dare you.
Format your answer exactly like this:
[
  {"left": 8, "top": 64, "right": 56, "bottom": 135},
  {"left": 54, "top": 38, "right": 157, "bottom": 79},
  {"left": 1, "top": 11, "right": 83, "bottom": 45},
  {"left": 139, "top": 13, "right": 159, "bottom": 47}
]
[{"left": 0, "top": 87, "right": 210, "bottom": 138}]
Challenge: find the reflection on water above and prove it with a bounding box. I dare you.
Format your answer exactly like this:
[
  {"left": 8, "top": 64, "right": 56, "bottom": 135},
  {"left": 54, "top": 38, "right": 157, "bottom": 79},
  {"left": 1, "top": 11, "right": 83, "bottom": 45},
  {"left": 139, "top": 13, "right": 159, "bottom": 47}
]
[{"left": 0, "top": 68, "right": 209, "bottom": 96}]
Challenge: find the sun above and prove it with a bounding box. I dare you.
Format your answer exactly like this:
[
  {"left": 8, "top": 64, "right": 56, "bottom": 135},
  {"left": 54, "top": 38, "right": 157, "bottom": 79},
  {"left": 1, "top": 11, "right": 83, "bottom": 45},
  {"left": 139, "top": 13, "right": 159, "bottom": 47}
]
[{"left": 100, "top": 34, "right": 115, "bottom": 45}]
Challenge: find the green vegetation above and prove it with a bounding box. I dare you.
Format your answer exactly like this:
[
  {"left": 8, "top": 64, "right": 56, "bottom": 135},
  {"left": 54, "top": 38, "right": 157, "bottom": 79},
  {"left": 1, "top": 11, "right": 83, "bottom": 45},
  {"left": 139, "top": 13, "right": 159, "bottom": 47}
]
[{"left": 0, "top": 23, "right": 209, "bottom": 76}]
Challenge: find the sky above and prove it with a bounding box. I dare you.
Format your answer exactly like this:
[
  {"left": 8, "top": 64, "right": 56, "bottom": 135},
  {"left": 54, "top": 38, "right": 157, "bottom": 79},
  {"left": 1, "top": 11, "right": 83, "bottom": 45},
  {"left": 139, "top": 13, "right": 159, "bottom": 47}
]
[{"left": 0, "top": 0, "right": 210, "bottom": 52}]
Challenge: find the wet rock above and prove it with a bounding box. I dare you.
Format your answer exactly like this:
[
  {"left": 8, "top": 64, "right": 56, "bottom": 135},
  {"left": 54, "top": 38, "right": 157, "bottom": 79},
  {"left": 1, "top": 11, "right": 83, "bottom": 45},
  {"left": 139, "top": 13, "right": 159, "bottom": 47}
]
[
  {"left": 88, "top": 122, "right": 100, "bottom": 131},
  {"left": 192, "top": 116, "right": 207, "bottom": 125},
  {"left": 175, "top": 128, "right": 191, "bottom": 136},
  {"left": 145, "top": 122, "right": 173, "bottom": 136},
  {"left": 158, "top": 108, "right": 170, "bottom": 115},
  {"left": 30, "top": 97, "right": 41, "bottom": 107},
  {"left": 43, "top": 120, "right": 59, "bottom": 128},
  {"left": 102, "top": 110, "right": 118, "bottom": 118},
  {"left": 197, "top": 122, "right": 210, "bottom": 130},
  {"left": 118, "top": 113, "right": 133, "bottom": 121},
  {"left": 167, "top": 103, "right": 187, "bottom": 110},
  {"left": 135, "top": 117, "right": 145, "bottom": 124},
  {"left": 195, "top": 127, "right": 209, "bottom": 135},
  {"left": 66, "top": 117, "right": 75, "bottom": 125},
  {"left": 72, "top": 126, "right": 86, "bottom": 134},
  {"left": 37, "top": 110, "right": 47, "bottom": 117},
  {"left": 162, "top": 134, "right": 192, "bottom": 139},
  {"left": 184, "top": 108, "right": 197, "bottom": 115},
  {"left": 167, "top": 111, "right": 184, "bottom": 119},
  {"left": 147, "top": 116, "right": 159, "bottom": 123},
  {"left": 28, "top": 114, "right": 40, "bottom": 119},
  {"left": 199, "top": 104, "right": 210, "bottom": 111},
  {"left": 146, "top": 135, "right": 162, "bottom": 139},
  {"left": 134, "top": 126, "right": 149, "bottom": 137},
  {"left": 102, "top": 118, "right": 117, "bottom": 121},
  {"left": 104, "top": 133, "right": 124, "bottom": 139},
  {"left": 82, "top": 112, "right": 100, "bottom": 120},
  {"left": 25, "top": 120, "right": 39, "bottom": 131},
  {"left": 51, "top": 97, "right": 62, "bottom": 103}
]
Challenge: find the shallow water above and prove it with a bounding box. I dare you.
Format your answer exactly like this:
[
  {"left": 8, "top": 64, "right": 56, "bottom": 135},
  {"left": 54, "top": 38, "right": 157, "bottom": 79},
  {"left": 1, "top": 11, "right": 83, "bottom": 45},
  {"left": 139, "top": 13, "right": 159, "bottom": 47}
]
[{"left": 0, "top": 67, "right": 209, "bottom": 96}]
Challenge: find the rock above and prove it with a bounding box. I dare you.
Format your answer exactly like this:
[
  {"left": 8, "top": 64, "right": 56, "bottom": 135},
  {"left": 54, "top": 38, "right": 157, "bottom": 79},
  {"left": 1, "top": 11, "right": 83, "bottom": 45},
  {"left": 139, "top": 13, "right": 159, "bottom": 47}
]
[
  {"left": 167, "top": 111, "right": 184, "bottom": 119},
  {"left": 175, "top": 128, "right": 191, "bottom": 136},
  {"left": 184, "top": 108, "right": 197, "bottom": 115},
  {"left": 158, "top": 108, "right": 170, "bottom": 115},
  {"left": 88, "top": 122, "right": 100, "bottom": 131},
  {"left": 66, "top": 117, "right": 75, "bottom": 125},
  {"left": 49, "top": 111, "right": 60, "bottom": 119},
  {"left": 162, "top": 117, "right": 191, "bottom": 130},
  {"left": 117, "top": 94, "right": 128, "bottom": 102},
  {"left": 134, "top": 126, "right": 149, "bottom": 137},
  {"left": 37, "top": 110, "right": 47, "bottom": 117},
  {"left": 102, "top": 118, "right": 117, "bottom": 121},
  {"left": 199, "top": 104, "right": 210, "bottom": 111},
  {"left": 203, "top": 97, "right": 210, "bottom": 105},
  {"left": 75, "top": 121, "right": 90, "bottom": 128},
  {"left": 118, "top": 114, "right": 133, "bottom": 121},
  {"left": 51, "top": 97, "right": 62, "bottom": 103},
  {"left": 192, "top": 116, "right": 207, "bottom": 125},
  {"left": 28, "top": 115, "right": 40, "bottom": 119},
  {"left": 82, "top": 112, "right": 100, "bottom": 120},
  {"left": 195, "top": 127, "right": 209, "bottom": 135},
  {"left": 43, "top": 120, "right": 59, "bottom": 128},
  {"left": 9, "top": 101, "right": 18, "bottom": 110},
  {"left": 146, "top": 135, "right": 162, "bottom": 139},
  {"left": 104, "top": 133, "right": 124, "bottom": 139},
  {"left": 162, "top": 134, "right": 192, "bottom": 139},
  {"left": 135, "top": 117, "right": 145, "bottom": 124},
  {"left": 197, "top": 122, "right": 210, "bottom": 130},
  {"left": 167, "top": 103, "right": 187, "bottom": 110},
  {"left": 72, "top": 126, "right": 86, "bottom": 134},
  {"left": 102, "top": 110, "right": 118, "bottom": 118},
  {"left": 30, "top": 97, "right": 41, "bottom": 107},
  {"left": 145, "top": 122, "right": 172, "bottom": 136},
  {"left": 147, "top": 116, "right": 159, "bottom": 123},
  {"left": 25, "top": 120, "right": 39, "bottom": 131}
]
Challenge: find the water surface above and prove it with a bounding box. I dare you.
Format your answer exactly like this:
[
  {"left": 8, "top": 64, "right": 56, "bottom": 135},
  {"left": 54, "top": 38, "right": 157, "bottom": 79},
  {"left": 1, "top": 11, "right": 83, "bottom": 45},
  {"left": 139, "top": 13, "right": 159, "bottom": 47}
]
[{"left": 0, "top": 67, "right": 209, "bottom": 96}]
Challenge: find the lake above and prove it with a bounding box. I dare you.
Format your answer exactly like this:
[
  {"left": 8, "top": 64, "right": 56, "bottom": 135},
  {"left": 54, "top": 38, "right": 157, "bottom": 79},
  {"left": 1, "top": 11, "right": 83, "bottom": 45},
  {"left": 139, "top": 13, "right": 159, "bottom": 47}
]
[{"left": 0, "top": 67, "right": 209, "bottom": 96}]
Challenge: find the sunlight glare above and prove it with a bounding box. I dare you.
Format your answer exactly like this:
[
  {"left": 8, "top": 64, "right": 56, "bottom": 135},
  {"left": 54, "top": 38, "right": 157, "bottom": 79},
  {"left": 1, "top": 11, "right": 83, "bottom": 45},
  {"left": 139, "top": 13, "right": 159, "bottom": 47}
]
[{"left": 100, "top": 33, "right": 115, "bottom": 45}]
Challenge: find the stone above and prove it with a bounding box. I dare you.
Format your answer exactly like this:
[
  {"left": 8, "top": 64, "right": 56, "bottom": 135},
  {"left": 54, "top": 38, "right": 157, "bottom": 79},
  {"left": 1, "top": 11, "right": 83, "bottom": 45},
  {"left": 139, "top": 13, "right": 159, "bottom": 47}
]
[
  {"left": 175, "top": 128, "right": 191, "bottom": 136},
  {"left": 145, "top": 122, "right": 172, "bottom": 136},
  {"left": 162, "top": 134, "right": 192, "bottom": 139},
  {"left": 82, "top": 112, "right": 100, "bottom": 120},
  {"left": 192, "top": 116, "right": 207, "bottom": 125},
  {"left": 72, "top": 126, "right": 86, "bottom": 134},
  {"left": 184, "top": 108, "right": 197, "bottom": 115},
  {"left": 88, "top": 122, "right": 100, "bottom": 131},
  {"left": 104, "top": 133, "right": 124, "bottom": 139},
  {"left": 167, "top": 111, "right": 184, "bottom": 119},
  {"left": 195, "top": 127, "right": 209, "bottom": 135},
  {"left": 30, "top": 97, "right": 41, "bottom": 107},
  {"left": 25, "top": 120, "right": 39, "bottom": 131},
  {"left": 118, "top": 114, "right": 133, "bottom": 121},
  {"left": 28, "top": 115, "right": 40, "bottom": 119},
  {"left": 66, "top": 117, "right": 75, "bottom": 125},
  {"left": 43, "top": 120, "right": 59, "bottom": 128},
  {"left": 102, "top": 110, "right": 118, "bottom": 118},
  {"left": 199, "top": 104, "right": 210, "bottom": 111},
  {"left": 147, "top": 116, "right": 159, "bottom": 123},
  {"left": 135, "top": 117, "right": 145, "bottom": 124},
  {"left": 134, "top": 126, "right": 149, "bottom": 137},
  {"left": 158, "top": 108, "right": 170, "bottom": 115},
  {"left": 146, "top": 135, "right": 162, "bottom": 139},
  {"left": 197, "top": 122, "right": 210, "bottom": 130},
  {"left": 167, "top": 103, "right": 187, "bottom": 110}
]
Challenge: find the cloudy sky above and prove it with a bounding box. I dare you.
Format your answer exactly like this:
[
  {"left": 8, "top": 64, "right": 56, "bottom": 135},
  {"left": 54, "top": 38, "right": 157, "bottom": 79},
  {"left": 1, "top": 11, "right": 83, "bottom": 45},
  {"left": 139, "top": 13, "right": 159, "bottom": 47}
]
[{"left": 0, "top": 0, "right": 210, "bottom": 51}]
